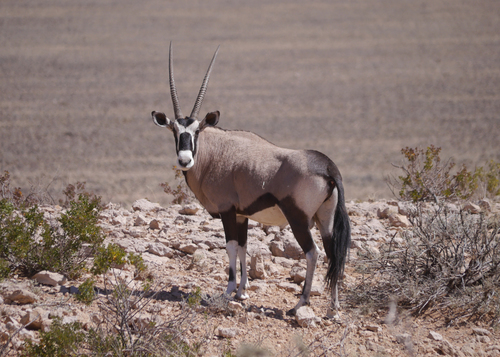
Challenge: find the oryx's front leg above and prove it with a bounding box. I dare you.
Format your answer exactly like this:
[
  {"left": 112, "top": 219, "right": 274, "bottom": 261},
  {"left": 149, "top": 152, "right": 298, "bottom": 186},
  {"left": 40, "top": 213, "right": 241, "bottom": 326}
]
[
  {"left": 236, "top": 216, "right": 249, "bottom": 300},
  {"left": 220, "top": 210, "right": 249, "bottom": 299}
]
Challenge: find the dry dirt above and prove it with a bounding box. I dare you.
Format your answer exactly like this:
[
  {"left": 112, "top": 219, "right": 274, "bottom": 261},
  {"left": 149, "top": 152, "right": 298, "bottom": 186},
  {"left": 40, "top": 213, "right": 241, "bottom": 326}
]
[{"left": 1, "top": 0, "right": 499, "bottom": 207}]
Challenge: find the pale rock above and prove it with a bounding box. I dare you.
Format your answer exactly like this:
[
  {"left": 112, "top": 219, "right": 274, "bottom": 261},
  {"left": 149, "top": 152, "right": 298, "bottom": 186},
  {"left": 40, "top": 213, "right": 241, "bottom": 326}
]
[
  {"left": 283, "top": 237, "right": 305, "bottom": 260},
  {"left": 269, "top": 241, "right": 285, "bottom": 258},
  {"left": 463, "top": 202, "right": 481, "bottom": 214},
  {"left": 187, "top": 249, "right": 206, "bottom": 270},
  {"left": 179, "top": 203, "right": 200, "bottom": 215},
  {"left": 20, "top": 307, "right": 48, "bottom": 330},
  {"left": 428, "top": 330, "right": 443, "bottom": 341},
  {"left": 397, "top": 201, "right": 414, "bottom": 216},
  {"left": 32, "top": 271, "right": 66, "bottom": 287},
  {"left": 365, "top": 218, "right": 387, "bottom": 233},
  {"left": 218, "top": 326, "right": 238, "bottom": 338},
  {"left": 272, "top": 257, "right": 294, "bottom": 268},
  {"left": 395, "top": 333, "right": 412, "bottom": 344},
  {"left": 227, "top": 301, "right": 244, "bottom": 313},
  {"left": 310, "top": 285, "right": 324, "bottom": 296},
  {"left": 6, "top": 289, "right": 37, "bottom": 304},
  {"left": 377, "top": 205, "right": 398, "bottom": 219},
  {"left": 111, "top": 214, "right": 127, "bottom": 226},
  {"left": 295, "top": 306, "right": 318, "bottom": 328},
  {"left": 290, "top": 265, "right": 306, "bottom": 283},
  {"left": 472, "top": 327, "right": 491, "bottom": 336},
  {"left": 178, "top": 243, "right": 198, "bottom": 254},
  {"left": 148, "top": 243, "right": 174, "bottom": 258},
  {"left": 249, "top": 255, "right": 267, "bottom": 279},
  {"left": 436, "top": 339, "right": 458, "bottom": 356},
  {"left": 388, "top": 214, "right": 411, "bottom": 228},
  {"left": 277, "top": 282, "right": 301, "bottom": 293},
  {"left": 134, "top": 214, "right": 148, "bottom": 226},
  {"left": 248, "top": 282, "right": 267, "bottom": 293},
  {"left": 476, "top": 335, "right": 490, "bottom": 343},
  {"left": 132, "top": 199, "right": 162, "bottom": 212}
]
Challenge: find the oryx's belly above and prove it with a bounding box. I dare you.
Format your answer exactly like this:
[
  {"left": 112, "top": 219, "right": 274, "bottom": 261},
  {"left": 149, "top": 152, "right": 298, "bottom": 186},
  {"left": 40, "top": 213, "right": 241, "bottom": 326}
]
[{"left": 241, "top": 205, "right": 288, "bottom": 227}]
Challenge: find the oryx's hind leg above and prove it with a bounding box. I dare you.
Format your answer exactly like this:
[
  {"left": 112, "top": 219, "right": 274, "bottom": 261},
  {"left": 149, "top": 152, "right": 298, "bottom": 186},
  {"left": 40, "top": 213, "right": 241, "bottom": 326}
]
[
  {"left": 235, "top": 216, "right": 249, "bottom": 300},
  {"left": 279, "top": 198, "right": 318, "bottom": 316},
  {"left": 314, "top": 187, "right": 341, "bottom": 309},
  {"left": 220, "top": 210, "right": 249, "bottom": 299}
]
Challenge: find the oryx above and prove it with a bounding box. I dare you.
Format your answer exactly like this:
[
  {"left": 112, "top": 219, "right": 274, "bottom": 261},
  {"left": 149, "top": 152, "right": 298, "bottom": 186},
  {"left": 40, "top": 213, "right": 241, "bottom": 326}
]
[{"left": 151, "top": 43, "right": 351, "bottom": 314}]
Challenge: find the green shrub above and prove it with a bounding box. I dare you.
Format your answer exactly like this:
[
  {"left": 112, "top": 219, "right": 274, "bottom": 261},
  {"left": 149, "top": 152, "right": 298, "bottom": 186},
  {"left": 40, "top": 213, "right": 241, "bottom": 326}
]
[
  {"left": 0, "top": 192, "right": 104, "bottom": 279},
  {"left": 389, "top": 146, "right": 485, "bottom": 202},
  {"left": 76, "top": 278, "right": 96, "bottom": 305},
  {"left": 21, "top": 318, "right": 85, "bottom": 357}
]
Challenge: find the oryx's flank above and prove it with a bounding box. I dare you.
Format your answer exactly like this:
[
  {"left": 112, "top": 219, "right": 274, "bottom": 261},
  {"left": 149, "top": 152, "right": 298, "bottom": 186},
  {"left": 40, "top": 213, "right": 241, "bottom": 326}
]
[{"left": 151, "top": 43, "right": 351, "bottom": 315}]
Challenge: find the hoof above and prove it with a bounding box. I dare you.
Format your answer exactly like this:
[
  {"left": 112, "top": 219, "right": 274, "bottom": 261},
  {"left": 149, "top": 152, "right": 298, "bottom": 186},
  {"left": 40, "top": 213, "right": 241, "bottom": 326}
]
[{"left": 286, "top": 308, "right": 296, "bottom": 316}]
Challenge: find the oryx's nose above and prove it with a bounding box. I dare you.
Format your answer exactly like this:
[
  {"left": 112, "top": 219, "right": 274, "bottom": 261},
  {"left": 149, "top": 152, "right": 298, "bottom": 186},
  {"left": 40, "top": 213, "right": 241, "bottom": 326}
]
[{"left": 177, "top": 150, "right": 194, "bottom": 170}]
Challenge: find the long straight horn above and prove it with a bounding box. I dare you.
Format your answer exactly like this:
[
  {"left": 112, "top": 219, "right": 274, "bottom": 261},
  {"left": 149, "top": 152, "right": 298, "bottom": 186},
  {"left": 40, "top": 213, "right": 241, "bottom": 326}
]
[
  {"left": 190, "top": 45, "right": 220, "bottom": 119},
  {"left": 169, "top": 42, "right": 183, "bottom": 119}
]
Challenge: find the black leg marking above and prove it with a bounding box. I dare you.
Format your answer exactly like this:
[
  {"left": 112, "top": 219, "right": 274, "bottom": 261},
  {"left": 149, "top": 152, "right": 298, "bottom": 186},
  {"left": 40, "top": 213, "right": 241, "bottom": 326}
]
[{"left": 279, "top": 196, "right": 318, "bottom": 315}]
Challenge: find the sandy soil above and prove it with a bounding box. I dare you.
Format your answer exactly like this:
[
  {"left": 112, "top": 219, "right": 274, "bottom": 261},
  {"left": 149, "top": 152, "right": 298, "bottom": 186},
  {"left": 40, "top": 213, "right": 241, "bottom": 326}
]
[{"left": 1, "top": 0, "right": 499, "bottom": 207}]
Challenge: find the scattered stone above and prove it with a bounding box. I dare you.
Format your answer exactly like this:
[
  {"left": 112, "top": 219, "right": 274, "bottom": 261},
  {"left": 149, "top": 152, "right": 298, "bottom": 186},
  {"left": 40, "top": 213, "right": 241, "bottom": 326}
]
[
  {"left": 428, "top": 330, "right": 443, "bottom": 341},
  {"left": 178, "top": 243, "right": 198, "bottom": 254},
  {"left": 290, "top": 265, "right": 306, "bottom": 283},
  {"left": 148, "top": 243, "right": 174, "bottom": 258},
  {"left": 111, "top": 215, "right": 127, "bottom": 226},
  {"left": 310, "top": 285, "right": 324, "bottom": 296},
  {"left": 132, "top": 199, "right": 162, "bottom": 212},
  {"left": 134, "top": 214, "right": 148, "bottom": 226},
  {"left": 32, "top": 271, "right": 66, "bottom": 287},
  {"left": 377, "top": 205, "right": 398, "bottom": 219},
  {"left": 179, "top": 203, "right": 200, "bottom": 215},
  {"left": 149, "top": 219, "right": 161, "bottom": 230},
  {"left": 249, "top": 255, "right": 267, "bottom": 279},
  {"left": 435, "top": 340, "right": 458, "bottom": 356},
  {"left": 218, "top": 327, "right": 238, "bottom": 338},
  {"left": 277, "top": 282, "right": 301, "bottom": 294},
  {"left": 295, "top": 306, "right": 318, "bottom": 328},
  {"left": 227, "top": 301, "right": 244, "bottom": 314},
  {"left": 6, "top": 289, "right": 38, "bottom": 304},
  {"left": 472, "top": 327, "right": 491, "bottom": 336},
  {"left": 395, "top": 333, "right": 412, "bottom": 344},
  {"left": 388, "top": 214, "right": 411, "bottom": 228},
  {"left": 20, "top": 307, "right": 48, "bottom": 330}
]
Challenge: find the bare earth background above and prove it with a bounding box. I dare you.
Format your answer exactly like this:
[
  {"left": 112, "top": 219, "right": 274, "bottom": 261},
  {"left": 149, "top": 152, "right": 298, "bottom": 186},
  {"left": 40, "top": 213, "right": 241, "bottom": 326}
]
[{"left": 1, "top": 0, "right": 499, "bottom": 207}]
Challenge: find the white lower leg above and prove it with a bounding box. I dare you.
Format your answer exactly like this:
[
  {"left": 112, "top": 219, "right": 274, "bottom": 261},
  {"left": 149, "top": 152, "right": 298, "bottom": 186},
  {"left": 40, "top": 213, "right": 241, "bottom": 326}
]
[
  {"left": 235, "top": 244, "right": 249, "bottom": 300},
  {"left": 332, "top": 283, "right": 340, "bottom": 309},
  {"left": 226, "top": 240, "right": 238, "bottom": 295}
]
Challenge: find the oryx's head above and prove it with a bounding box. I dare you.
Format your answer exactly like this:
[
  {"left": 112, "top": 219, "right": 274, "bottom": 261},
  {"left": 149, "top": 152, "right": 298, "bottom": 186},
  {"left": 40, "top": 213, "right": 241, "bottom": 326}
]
[{"left": 152, "top": 43, "right": 220, "bottom": 171}]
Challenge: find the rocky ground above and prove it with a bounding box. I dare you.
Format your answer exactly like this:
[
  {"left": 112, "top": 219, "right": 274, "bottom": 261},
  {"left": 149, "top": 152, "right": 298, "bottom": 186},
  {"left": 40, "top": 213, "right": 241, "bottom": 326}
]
[{"left": 1, "top": 199, "right": 499, "bottom": 356}]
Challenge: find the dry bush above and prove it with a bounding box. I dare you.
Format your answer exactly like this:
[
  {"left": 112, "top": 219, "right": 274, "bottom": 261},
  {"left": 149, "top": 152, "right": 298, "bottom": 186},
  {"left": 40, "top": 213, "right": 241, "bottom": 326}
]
[{"left": 351, "top": 203, "right": 500, "bottom": 326}]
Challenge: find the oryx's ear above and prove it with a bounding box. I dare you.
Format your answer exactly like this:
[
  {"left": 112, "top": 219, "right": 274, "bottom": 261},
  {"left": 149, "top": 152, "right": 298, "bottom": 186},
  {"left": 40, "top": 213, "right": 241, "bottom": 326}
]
[
  {"left": 152, "top": 111, "right": 174, "bottom": 130},
  {"left": 199, "top": 111, "right": 220, "bottom": 130}
]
